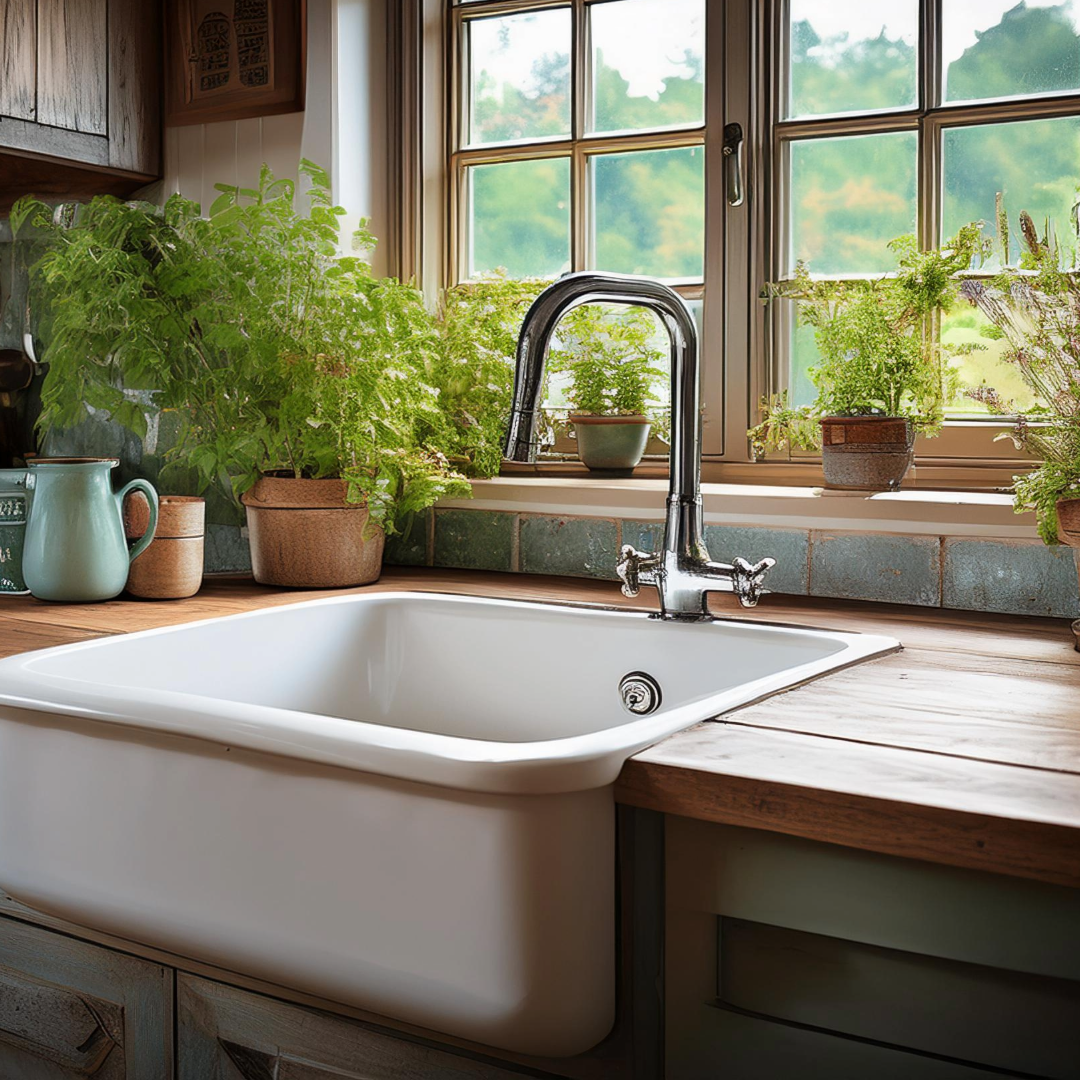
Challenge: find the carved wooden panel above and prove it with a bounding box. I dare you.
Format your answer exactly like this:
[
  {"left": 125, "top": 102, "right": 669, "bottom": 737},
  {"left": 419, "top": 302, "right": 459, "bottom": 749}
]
[
  {"left": 178, "top": 975, "right": 537, "bottom": 1080},
  {"left": 37, "top": 0, "right": 108, "bottom": 135},
  {"left": 0, "top": 914, "right": 173, "bottom": 1078},
  {"left": 0, "top": 0, "right": 36, "bottom": 120}
]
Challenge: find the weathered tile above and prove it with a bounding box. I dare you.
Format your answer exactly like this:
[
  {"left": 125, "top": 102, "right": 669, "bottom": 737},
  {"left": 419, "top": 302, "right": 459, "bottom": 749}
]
[
  {"left": 204, "top": 524, "right": 252, "bottom": 574},
  {"left": 621, "top": 519, "right": 664, "bottom": 555},
  {"left": 943, "top": 538, "right": 1080, "bottom": 618},
  {"left": 810, "top": 531, "right": 941, "bottom": 607},
  {"left": 384, "top": 509, "right": 432, "bottom": 567},
  {"left": 705, "top": 525, "right": 810, "bottom": 596},
  {"left": 519, "top": 515, "right": 619, "bottom": 580},
  {"left": 433, "top": 509, "right": 515, "bottom": 572}
]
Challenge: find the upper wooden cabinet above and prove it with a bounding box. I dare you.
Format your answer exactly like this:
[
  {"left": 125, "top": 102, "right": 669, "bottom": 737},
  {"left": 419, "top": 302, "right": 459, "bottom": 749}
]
[{"left": 0, "top": 0, "right": 162, "bottom": 209}]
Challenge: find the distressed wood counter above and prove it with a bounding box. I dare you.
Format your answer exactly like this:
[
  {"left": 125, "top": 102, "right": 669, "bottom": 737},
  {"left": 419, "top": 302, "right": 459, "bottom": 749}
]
[{"left": 1, "top": 567, "right": 1077, "bottom": 889}]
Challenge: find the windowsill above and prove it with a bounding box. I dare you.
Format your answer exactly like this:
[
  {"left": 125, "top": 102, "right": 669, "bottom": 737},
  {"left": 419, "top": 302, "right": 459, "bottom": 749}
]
[{"left": 438, "top": 477, "right": 1038, "bottom": 539}]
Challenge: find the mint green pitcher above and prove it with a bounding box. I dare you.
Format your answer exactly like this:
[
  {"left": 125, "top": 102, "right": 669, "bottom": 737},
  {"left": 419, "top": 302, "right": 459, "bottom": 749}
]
[{"left": 23, "top": 459, "right": 158, "bottom": 602}]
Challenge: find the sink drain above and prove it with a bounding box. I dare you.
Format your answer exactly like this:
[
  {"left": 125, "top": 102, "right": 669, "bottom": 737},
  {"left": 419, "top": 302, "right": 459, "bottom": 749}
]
[{"left": 619, "top": 671, "right": 662, "bottom": 715}]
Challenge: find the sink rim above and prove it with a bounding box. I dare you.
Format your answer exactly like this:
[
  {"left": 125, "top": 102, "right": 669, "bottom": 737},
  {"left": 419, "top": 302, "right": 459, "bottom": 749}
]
[{"left": 0, "top": 590, "right": 901, "bottom": 794}]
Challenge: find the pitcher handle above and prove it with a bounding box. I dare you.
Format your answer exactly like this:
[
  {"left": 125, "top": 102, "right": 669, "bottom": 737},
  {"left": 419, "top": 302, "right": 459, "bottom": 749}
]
[{"left": 116, "top": 479, "right": 159, "bottom": 564}]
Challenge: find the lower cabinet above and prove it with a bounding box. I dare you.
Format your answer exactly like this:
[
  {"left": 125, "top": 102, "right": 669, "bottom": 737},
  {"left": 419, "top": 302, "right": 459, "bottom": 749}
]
[
  {"left": 177, "top": 975, "right": 538, "bottom": 1080},
  {"left": 0, "top": 915, "right": 173, "bottom": 1078}
]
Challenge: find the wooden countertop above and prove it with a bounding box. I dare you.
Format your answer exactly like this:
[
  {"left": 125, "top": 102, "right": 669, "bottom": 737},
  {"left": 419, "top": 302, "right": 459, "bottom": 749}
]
[{"left": 2, "top": 569, "right": 1078, "bottom": 889}]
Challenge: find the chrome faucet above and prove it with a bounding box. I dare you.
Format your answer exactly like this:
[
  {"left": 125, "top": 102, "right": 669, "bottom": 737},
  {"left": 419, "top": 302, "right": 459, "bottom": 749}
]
[{"left": 504, "top": 271, "right": 775, "bottom": 620}]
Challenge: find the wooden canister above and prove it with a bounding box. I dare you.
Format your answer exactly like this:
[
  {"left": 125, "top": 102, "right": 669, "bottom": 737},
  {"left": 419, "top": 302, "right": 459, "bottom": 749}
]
[{"left": 124, "top": 494, "right": 205, "bottom": 599}]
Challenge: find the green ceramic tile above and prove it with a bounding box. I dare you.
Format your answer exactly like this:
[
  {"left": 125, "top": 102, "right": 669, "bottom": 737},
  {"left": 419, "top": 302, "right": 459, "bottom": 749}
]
[
  {"left": 519, "top": 516, "right": 619, "bottom": 580},
  {"left": 203, "top": 524, "right": 252, "bottom": 574},
  {"left": 433, "top": 510, "right": 515, "bottom": 572},
  {"left": 811, "top": 531, "right": 941, "bottom": 607},
  {"left": 385, "top": 510, "right": 432, "bottom": 567},
  {"left": 943, "top": 538, "right": 1080, "bottom": 618},
  {"left": 621, "top": 520, "right": 665, "bottom": 555},
  {"left": 705, "top": 525, "right": 810, "bottom": 596}
]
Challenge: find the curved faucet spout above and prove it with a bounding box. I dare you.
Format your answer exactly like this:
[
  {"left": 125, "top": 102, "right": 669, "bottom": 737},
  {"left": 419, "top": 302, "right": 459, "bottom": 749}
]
[{"left": 504, "top": 271, "right": 774, "bottom": 618}]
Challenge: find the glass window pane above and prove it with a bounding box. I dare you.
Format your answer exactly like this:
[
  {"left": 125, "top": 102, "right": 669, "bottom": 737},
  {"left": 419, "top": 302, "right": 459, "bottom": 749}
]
[
  {"left": 942, "top": 305, "right": 1043, "bottom": 416},
  {"left": 789, "top": 132, "right": 918, "bottom": 275},
  {"left": 467, "top": 9, "right": 571, "bottom": 146},
  {"left": 944, "top": 1, "right": 1080, "bottom": 103},
  {"left": 787, "top": 0, "right": 918, "bottom": 118},
  {"left": 468, "top": 158, "right": 571, "bottom": 278},
  {"left": 591, "top": 146, "right": 705, "bottom": 279},
  {"left": 942, "top": 117, "right": 1080, "bottom": 267},
  {"left": 590, "top": 0, "right": 704, "bottom": 134}
]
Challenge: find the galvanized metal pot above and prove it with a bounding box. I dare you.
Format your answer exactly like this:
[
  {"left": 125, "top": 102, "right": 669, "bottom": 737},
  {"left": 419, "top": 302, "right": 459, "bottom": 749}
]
[
  {"left": 570, "top": 415, "right": 651, "bottom": 472},
  {"left": 819, "top": 417, "right": 914, "bottom": 491}
]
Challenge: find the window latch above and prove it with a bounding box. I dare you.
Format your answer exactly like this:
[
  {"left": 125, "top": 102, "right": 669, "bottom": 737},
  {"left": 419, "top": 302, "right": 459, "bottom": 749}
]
[{"left": 723, "top": 122, "right": 744, "bottom": 208}]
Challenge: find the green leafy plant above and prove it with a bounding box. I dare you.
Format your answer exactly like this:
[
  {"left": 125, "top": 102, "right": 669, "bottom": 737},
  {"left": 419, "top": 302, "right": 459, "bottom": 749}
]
[
  {"left": 961, "top": 197, "right": 1080, "bottom": 543},
  {"left": 549, "top": 304, "right": 666, "bottom": 417},
  {"left": 762, "top": 225, "right": 988, "bottom": 436},
  {"left": 423, "top": 273, "right": 547, "bottom": 477},
  {"left": 747, "top": 392, "right": 820, "bottom": 460},
  {"left": 13, "top": 161, "right": 470, "bottom": 531}
]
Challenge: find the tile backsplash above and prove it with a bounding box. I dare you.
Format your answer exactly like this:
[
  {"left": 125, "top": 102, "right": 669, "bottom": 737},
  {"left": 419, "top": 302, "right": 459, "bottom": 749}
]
[{"left": 387, "top": 508, "right": 1080, "bottom": 620}]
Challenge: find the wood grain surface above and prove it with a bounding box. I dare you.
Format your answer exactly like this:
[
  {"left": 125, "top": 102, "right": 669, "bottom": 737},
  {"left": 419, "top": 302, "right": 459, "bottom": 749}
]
[{"left": 1, "top": 568, "right": 1077, "bottom": 887}]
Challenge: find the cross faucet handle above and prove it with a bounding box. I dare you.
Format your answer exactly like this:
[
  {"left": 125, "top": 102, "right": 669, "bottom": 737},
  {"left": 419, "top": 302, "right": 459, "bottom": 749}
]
[
  {"left": 731, "top": 557, "right": 776, "bottom": 608},
  {"left": 616, "top": 545, "right": 660, "bottom": 599}
]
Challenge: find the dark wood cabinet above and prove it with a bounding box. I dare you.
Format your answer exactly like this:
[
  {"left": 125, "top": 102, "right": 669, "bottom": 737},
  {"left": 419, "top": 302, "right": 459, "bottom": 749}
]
[{"left": 0, "top": 0, "right": 162, "bottom": 209}]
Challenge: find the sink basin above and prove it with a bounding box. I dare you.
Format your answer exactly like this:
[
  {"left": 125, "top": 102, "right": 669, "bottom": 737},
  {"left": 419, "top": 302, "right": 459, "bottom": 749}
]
[{"left": 0, "top": 590, "right": 897, "bottom": 1056}]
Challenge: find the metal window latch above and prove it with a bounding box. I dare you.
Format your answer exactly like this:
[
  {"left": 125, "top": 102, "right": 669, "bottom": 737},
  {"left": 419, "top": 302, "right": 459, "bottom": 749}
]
[{"left": 723, "top": 122, "right": 744, "bottom": 207}]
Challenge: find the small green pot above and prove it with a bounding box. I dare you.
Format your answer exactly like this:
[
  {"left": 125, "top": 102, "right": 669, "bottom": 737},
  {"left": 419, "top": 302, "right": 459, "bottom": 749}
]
[{"left": 571, "top": 415, "right": 651, "bottom": 472}]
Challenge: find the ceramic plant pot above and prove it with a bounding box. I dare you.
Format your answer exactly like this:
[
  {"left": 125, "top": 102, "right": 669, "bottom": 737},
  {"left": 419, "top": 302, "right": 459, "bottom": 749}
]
[
  {"left": 1054, "top": 497, "right": 1080, "bottom": 652},
  {"left": 571, "top": 415, "right": 651, "bottom": 473},
  {"left": 124, "top": 494, "right": 205, "bottom": 600},
  {"left": 241, "top": 475, "right": 385, "bottom": 588},
  {"left": 819, "top": 416, "right": 915, "bottom": 491}
]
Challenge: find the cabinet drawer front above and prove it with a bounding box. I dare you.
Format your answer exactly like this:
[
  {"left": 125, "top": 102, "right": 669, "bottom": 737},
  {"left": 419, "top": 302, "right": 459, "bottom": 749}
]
[
  {"left": 0, "top": 914, "right": 172, "bottom": 1079},
  {"left": 178, "top": 975, "right": 542, "bottom": 1080},
  {"left": 720, "top": 918, "right": 1080, "bottom": 1079}
]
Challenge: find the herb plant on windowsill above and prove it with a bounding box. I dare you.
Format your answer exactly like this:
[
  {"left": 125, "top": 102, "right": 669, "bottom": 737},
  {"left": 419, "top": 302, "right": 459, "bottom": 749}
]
[
  {"left": 960, "top": 200, "right": 1080, "bottom": 549},
  {"left": 759, "top": 225, "right": 987, "bottom": 489},
  {"left": 14, "top": 161, "right": 471, "bottom": 588},
  {"left": 548, "top": 304, "right": 666, "bottom": 473}
]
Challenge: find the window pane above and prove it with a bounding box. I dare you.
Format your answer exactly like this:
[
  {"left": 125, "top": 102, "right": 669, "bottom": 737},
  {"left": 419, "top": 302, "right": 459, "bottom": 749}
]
[
  {"left": 787, "top": 0, "right": 918, "bottom": 118},
  {"left": 467, "top": 9, "right": 571, "bottom": 146},
  {"left": 943, "top": 1, "right": 1080, "bottom": 103},
  {"left": 590, "top": 0, "right": 705, "bottom": 133},
  {"left": 942, "top": 305, "right": 1043, "bottom": 416},
  {"left": 468, "top": 158, "right": 571, "bottom": 278},
  {"left": 942, "top": 117, "right": 1080, "bottom": 267},
  {"left": 789, "top": 132, "right": 917, "bottom": 275},
  {"left": 591, "top": 146, "right": 705, "bottom": 279}
]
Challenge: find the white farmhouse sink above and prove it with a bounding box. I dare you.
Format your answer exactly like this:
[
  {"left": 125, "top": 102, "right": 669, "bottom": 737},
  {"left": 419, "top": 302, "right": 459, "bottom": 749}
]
[{"left": 0, "top": 590, "right": 897, "bottom": 1056}]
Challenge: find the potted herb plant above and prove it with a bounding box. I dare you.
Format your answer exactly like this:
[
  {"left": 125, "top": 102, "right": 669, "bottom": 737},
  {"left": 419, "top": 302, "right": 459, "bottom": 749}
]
[
  {"left": 14, "top": 161, "right": 470, "bottom": 588},
  {"left": 960, "top": 202, "right": 1080, "bottom": 548},
  {"left": 548, "top": 304, "right": 666, "bottom": 473},
  {"left": 760, "top": 226, "right": 986, "bottom": 489}
]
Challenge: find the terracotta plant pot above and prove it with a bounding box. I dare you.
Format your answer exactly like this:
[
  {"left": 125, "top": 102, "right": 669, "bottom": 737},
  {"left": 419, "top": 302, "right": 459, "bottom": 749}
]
[
  {"left": 570, "top": 415, "right": 651, "bottom": 473},
  {"left": 240, "top": 475, "right": 385, "bottom": 588},
  {"left": 124, "top": 494, "right": 205, "bottom": 600},
  {"left": 819, "top": 416, "right": 915, "bottom": 491}
]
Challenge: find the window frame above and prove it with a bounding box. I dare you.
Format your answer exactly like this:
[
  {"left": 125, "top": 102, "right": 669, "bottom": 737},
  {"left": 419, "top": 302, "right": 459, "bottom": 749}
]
[
  {"left": 408, "top": 0, "right": 1069, "bottom": 486},
  {"left": 760, "top": 0, "right": 1080, "bottom": 473}
]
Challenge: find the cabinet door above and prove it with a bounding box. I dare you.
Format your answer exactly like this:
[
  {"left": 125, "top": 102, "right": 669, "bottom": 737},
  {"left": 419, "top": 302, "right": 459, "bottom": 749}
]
[
  {"left": 0, "top": 914, "right": 173, "bottom": 1079},
  {"left": 178, "top": 975, "right": 544, "bottom": 1080}
]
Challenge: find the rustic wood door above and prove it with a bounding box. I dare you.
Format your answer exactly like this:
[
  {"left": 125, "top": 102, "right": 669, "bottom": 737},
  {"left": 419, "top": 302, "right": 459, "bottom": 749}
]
[
  {"left": 178, "top": 974, "right": 549, "bottom": 1080},
  {"left": 0, "top": 914, "right": 173, "bottom": 1078}
]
